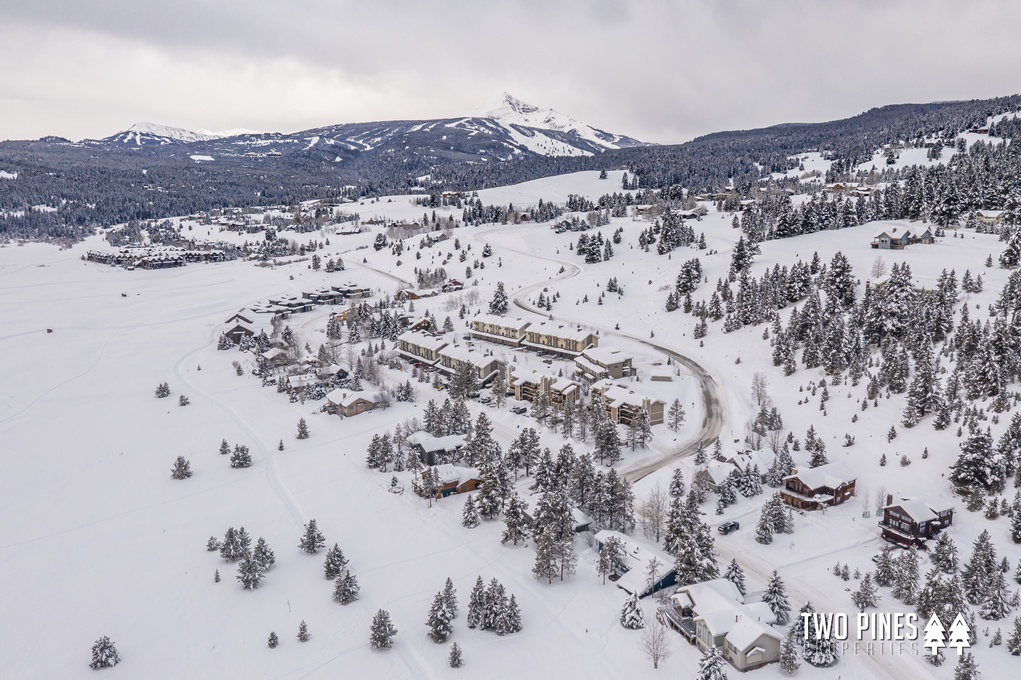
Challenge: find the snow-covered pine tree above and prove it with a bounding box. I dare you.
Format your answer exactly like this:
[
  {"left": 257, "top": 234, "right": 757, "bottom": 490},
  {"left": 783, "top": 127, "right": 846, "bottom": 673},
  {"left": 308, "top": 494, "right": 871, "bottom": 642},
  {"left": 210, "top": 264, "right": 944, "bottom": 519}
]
[
  {"left": 89, "top": 636, "right": 120, "bottom": 670},
  {"left": 962, "top": 530, "right": 998, "bottom": 605},
  {"left": 230, "top": 444, "right": 252, "bottom": 468},
  {"left": 501, "top": 492, "right": 530, "bottom": 545},
  {"left": 427, "top": 590, "right": 454, "bottom": 643},
  {"left": 296, "top": 418, "right": 309, "bottom": 439},
  {"left": 762, "top": 571, "right": 791, "bottom": 624},
  {"left": 932, "top": 533, "right": 959, "bottom": 573},
  {"left": 874, "top": 546, "right": 897, "bottom": 587},
  {"left": 503, "top": 594, "right": 522, "bottom": 634},
  {"left": 489, "top": 282, "right": 508, "bottom": 315},
  {"left": 892, "top": 548, "right": 920, "bottom": 605},
  {"left": 953, "top": 652, "right": 980, "bottom": 680},
  {"left": 724, "top": 559, "right": 747, "bottom": 596},
  {"left": 980, "top": 568, "right": 1012, "bottom": 620},
  {"left": 298, "top": 519, "right": 326, "bottom": 554},
  {"left": 448, "top": 642, "right": 464, "bottom": 668},
  {"left": 171, "top": 456, "right": 192, "bottom": 479},
  {"left": 755, "top": 510, "right": 774, "bottom": 545},
  {"left": 950, "top": 427, "right": 1003, "bottom": 492},
  {"left": 297, "top": 620, "right": 310, "bottom": 642},
  {"left": 332, "top": 570, "right": 360, "bottom": 605},
  {"left": 466, "top": 576, "right": 486, "bottom": 629},
  {"left": 442, "top": 577, "right": 459, "bottom": 617},
  {"left": 253, "top": 537, "right": 275, "bottom": 572},
  {"left": 779, "top": 627, "right": 800, "bottom": 674},
  {"left": 695, "top": 646, "right": 728, "bottom": 680},
  {"left": 219, "top": 439, "right": 230, "bottom": 456},
  {"left": 237, "top": 554, "right": 264, "bottom": 590},
  {"left": 461, "top": 495, "right": 481, "bottom": 528},
  {"left": 620, "top": 592, "right": 645, "bottom": 629},
  {"left": 669, "top": 468, "right": 685, "bottom": 498},
  {"left": 1007, "top": 616, "right": 1021, "bottom": 655},
  {"left": 267, "top": 632, "right": 278, "bottom": 648},
  {"left": 852, "top": 572, "right": 880, "bottom": 611},
  {"left": 323, "top": 543, "right": 348, "bottom": 579}
]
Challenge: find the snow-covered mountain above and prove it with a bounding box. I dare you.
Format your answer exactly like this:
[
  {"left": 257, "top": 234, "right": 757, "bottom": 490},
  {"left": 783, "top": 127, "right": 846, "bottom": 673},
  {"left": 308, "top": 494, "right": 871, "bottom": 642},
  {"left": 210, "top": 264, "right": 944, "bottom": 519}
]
[
  {"left": 102, "top": 123, "right": 259, "bottom": 146},
  {"left": 469, "top": 92, "right": 644, "bottom": 152},
  {"left": 96, "top": 94, "right": 646, "bottom": 156}
]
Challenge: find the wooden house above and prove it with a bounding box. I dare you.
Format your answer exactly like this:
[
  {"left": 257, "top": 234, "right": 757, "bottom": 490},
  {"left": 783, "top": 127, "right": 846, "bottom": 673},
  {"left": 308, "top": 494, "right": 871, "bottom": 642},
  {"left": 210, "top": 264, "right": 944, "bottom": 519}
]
[
  {"left": 324, "top": 389, "right": 377, "bottom": 417},
  {"left": 417, "top": 464, "right": 480, "bottom": 498},
  {"left": 871, "top": 230, "right": 912, "bottom": 250},
  {"left": 407, "top": 432, "right": 465, "bottom": 466},
  {"left": 522, "top": 320, "right": 598, "bottom": 357},
  {"left": 590, "top": 379, "right": 665, "bottom": 426},
  {"left": 879, "top": 496, "right": 954, "bottom": 547},
  {"left": 781, "top": 462, "right": 857, "bottom": 510},
  {"left": 396, "top": 330, "right": 449, "bottom": 367},
  {"left": 508, "top": 368, "right": 581, "bottom": 411}
]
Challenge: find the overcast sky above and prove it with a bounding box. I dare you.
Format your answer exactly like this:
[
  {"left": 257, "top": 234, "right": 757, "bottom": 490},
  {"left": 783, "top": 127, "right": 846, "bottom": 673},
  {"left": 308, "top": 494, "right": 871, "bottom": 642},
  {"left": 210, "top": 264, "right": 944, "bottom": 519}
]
[{"left": 2, "top": 0, "right": 1019, "bottom": 144}]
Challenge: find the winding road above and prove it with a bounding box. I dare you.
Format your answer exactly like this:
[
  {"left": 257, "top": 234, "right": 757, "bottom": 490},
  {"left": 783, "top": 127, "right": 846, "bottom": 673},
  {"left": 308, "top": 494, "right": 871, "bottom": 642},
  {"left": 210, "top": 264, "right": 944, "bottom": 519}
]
[{"left": 470, "top": 224, "right": 726, "bottom": 484}]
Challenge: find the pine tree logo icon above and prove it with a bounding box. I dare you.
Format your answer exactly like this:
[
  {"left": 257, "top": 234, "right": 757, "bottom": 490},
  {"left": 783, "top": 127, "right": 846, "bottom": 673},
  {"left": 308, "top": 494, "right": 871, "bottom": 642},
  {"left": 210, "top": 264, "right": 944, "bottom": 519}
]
[
  {"left": 922, "top": 614, "right": 946, "bottom": 656},
  {"left": 946, "top": 614, "right": 971, "bottom": 655}
]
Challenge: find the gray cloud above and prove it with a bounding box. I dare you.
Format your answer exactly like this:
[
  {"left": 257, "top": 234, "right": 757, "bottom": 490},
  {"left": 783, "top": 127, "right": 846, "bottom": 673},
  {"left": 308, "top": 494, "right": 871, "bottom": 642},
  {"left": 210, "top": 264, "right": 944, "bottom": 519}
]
[{"left": 1, "top": 0, "right": 1019, "bottom": 143}]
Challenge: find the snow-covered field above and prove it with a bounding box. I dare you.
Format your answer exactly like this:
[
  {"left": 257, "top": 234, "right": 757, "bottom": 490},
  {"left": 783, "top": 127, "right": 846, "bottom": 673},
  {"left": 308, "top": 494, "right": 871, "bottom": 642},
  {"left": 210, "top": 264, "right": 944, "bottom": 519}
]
[{"left": 2, "top": 169, "right": 1020, "bottom": 678}]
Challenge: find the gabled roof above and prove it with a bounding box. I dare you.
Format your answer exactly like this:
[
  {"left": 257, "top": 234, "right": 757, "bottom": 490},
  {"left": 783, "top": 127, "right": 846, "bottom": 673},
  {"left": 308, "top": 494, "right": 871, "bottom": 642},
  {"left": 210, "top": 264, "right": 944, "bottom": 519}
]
[
  {"left": 593, "top": 530, "right": 674, "bottom": 596},
  {"left": 326, "top": 389, "right": 375, "bottom": 407},
  {"left": 884, "top": 497, "right": 952, "bottom": 523},
  {"left": 470, "top": 313, "right": 532, "bottom": 332},
  {"left": 407, "top": 431, "right": 465, "bottom": 452},
  {"left": 582, "top": 346, "right": 632, "bottom": 365},
  {"left": 785, "top": 461, "right": 856, "bottom": 490}
]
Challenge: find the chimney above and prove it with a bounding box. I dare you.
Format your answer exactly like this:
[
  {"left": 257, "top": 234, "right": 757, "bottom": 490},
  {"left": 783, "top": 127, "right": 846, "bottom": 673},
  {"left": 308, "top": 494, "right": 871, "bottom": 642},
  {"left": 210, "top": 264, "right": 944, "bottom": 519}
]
[{"left": 886, "top": 494, "right": 893, "bottom": 506}]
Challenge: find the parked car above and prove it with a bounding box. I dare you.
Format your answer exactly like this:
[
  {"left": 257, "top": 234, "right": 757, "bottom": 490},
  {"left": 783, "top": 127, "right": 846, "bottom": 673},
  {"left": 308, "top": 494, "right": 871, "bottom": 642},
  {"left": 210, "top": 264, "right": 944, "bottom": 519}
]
[
  {"left": 511, "top": 406, "right": 527, "bottom": 415},
  {"left": 479, "top": 396, "right": 492, "bottom": 405},
  {"left": 468, "top": 392, "right": 480, "bottom": 399},
  {"left": 717, "top": 521, "right": 740, "bottom": 535},
  {"left": 542, "top": 359, "right": 553, "bottom": 365}
]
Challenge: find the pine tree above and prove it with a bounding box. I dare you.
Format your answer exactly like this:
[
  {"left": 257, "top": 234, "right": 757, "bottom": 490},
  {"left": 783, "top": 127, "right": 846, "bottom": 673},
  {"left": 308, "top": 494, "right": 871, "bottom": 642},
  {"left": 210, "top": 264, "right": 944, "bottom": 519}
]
[
  {"left": 467, "top": 576, "right": 485, "bottom": 629},
  {"left": 874, "top": 546, "right": 896, "bottom": 587},
  {"left": 155, "top": 382, "right": 170, "bottom": 398},
  {"left": 427, "top": 590, "right": 455, "bottom": 643},
  {"left": 950, "top": 427, "right": 1003, "bottom": 492},
  {"left": 892, "top": 548, "right": 920, "bottom": 605},
  {"left": 532, "top": 527, "right": 559, "bottom": 584},
  {"left": 501, "top": 493, "right": 530, "bottom": 545},
  {"left": 724, "top": 559, "right": 747, "bottom": 596},
  {"left": 297, "top": 620, "right": 310, "bottom": 642},
  {"left": 267, "top": 632, "right": 278, "bottom": 648},
  {"left": 620, "top": 592, "right": 645, "bottom": 629},
  {"left": 323, "top": 543, "right": 349, "bottom": 579},
  {"left": 253, "top": 537, "right": 275, "bottom": 572},
  {"left": 504, "top": 594, "right": 522, "bottom": 633},
  {"left": 669, "top": 468, "right": 685, "bottom": 498},
  {"left": 953, "top": 652, "right": 979, "bottom": 680},
  {"left": 237, "top": 553, "right": 264, "bottom": 590},
  {"left": 779, "top": 627, "right": 800, "bottom": 675},
  {"left": 669, "top": 398, "right": 686, "bottom": 428},
  {"left": 695, "top": 646, "right": 728, "bottom": 680},
  {"left": 442, "top": 577, "right": 459, "bottom": 617},
  {"left": 762, "top": 571, "right": 791, "bottom": 624},
  {"left": 214, "top": 569, "right": 220, "bottom": 583},
  {"left": 461, "top": 495, "right": 481, "bottom": 528},
  {"left": 448, "top": 642, "right": 464, "bottom": 668},
  {"left": 1007, "top": 616, "right": 1021, "bottom": 654},
  {"left": 296, "top": 418, "right": 309, "bottom": 439},
  {"left": 852, "top": 572, "right": 880, "bottom": 611},
  {"left": 230, "top": 444, "right": 252, "bottom": 468},
  {"left": 171, "top": 456, "right": 192, "bottom": 479},
  {"left": 933, "top": 533, "right": 959, "bottom": 573},
  {"left": 755, "top": 509, "right": 774, "bottom": 545},
  {"left": 219, "top": 439, "right": 230, "bottom": 456},
  {"left": 369, "top": 610, "right": 397, "bottom": 649},
  {"left": 980, "top": 568, "right": 1012, "bottom": 620},
  {"left": 298, "top": 519, "right": 326, "bottom": 554},
  {"left": 597, "top": 535, "right": 625, "bottom": 584},
  {"left": 962, "top": 530, "right": 998, "bottom": 605},
  {"left": 89, "top": 636, "right": 120, "bottom": 669},
  {"left": 489, "top": 282, "right": 508, "bottom": 315},
  {"left": 332, "top": 570, "right": 360, "bottom": 605}
]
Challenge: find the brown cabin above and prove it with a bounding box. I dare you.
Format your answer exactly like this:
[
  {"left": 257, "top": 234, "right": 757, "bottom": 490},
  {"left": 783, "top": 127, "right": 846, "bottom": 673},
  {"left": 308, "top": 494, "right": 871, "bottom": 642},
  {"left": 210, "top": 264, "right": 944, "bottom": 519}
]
[{"left": 781, "top": 462, "right": 857, "bottom": 510}]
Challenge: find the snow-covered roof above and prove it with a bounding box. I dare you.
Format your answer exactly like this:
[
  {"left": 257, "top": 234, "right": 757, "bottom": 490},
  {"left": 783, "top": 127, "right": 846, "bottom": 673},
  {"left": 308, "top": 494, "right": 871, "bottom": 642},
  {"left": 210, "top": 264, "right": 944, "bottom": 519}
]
[
  {"left": 574, "top": 355, "right": 605, "bottom": 375},
  {"left": 326, "top": 389, "right": 374, "bottom": 407},
  {"left": 884, "top": 497, "right": 952, "bottom": 523},
  {"left": 726, "top": 613, "right": 781, "bottom": 651},
  {"left": 592, "top": 379, "right": 662, "bottom": 409},
  {"left": 703, "top": 460, "right": 735, "bottom": 485},
  {"left": 261, "top": 347, "right": 285, "bottom": 360},
  {"left": 729, "top": 449, "right": 776, "bottom": 472},
  {"left": 398, "top": 330, "right": 449, "bottom": 353},
  {"left": 407, "top": 431, "right": 465, "bottom": 452},
  {"left": 581, "top": 346, "right": 631, "bottom": 365},
  {"left": 431, "top": 463, "right": 480, "bottom": 485},
  {"left": 471, "top": 313, "right": 531, "bottom": 331},
  {"left": 526, "top": 320, "right": 595, "bottom": 343},
  {"left": 439, "top": 344, "right": 499, "bottom": 367},
  {"left": 786, "top": 461, "right": 856, "bottom": 490}
]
